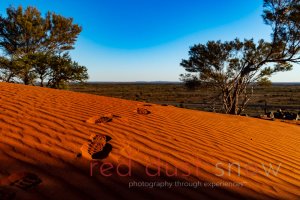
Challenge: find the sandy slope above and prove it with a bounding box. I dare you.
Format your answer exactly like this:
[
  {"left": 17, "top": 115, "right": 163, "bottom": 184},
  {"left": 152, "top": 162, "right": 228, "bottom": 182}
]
[{"left": 0, "top": 82, "right": 299, "bottom": 200}]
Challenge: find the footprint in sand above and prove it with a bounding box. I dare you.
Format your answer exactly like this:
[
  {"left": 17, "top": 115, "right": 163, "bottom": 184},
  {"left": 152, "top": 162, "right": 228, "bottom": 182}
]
[
  {"left": 95, "top": 116, "right": 112, "bottom": 123},
  {"left": 0, "top": 172, "right": 42, "bottom": 192},
  {"left": 80, "top": 134, "right": 112, "bottom": 160},
  {"left": 8, "top": 172, "right": 42, "bottom": 191},
  {"left": 86, "top": 114, "right": 120, "bottom": 124},
  {"left": 136, "top": 107, "right": 151, "bottom": 115}
]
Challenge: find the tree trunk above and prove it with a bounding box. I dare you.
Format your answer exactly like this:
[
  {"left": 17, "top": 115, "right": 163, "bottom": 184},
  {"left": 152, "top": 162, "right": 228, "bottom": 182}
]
[
  {"left": 40, "top": 76, "right": 44, "bottom": 87},
  {"left": 23, "top": 75, "right": 29, "bottom": 85},
  {"left": 229, "top": 95, "right": 239, "bottom": 115},
  {"left": 6, "top": 73, "right": 13, "bottom": 82},
  {"left": 229, "top": 79, "right": 243, "bottom": 115}
]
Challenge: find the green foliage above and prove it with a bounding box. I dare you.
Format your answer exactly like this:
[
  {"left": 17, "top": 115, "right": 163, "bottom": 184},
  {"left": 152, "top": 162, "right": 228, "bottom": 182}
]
[
  {"left": 0, "top": 56, "right": 19, "bottom": 82},
  {"left": 0, "top": 6, "right": 81, "bottom": 55},
  {"left": 48, "top": 53, "right": 88, "bottom": 88},
  {"left": 262, "top": 0, "right": 300, "bottom": 62},
  {"left": 179, "top": 73, "right": 200, "bottom": 90},
  {"left": 257, "top": 77, "right": 272, "bottom": 87},
  {"left": 0, "top": 6, "right": 88, "bottom": 87},
  {"left": 180, "top": 0, "right": 300, "bottom": 115}
]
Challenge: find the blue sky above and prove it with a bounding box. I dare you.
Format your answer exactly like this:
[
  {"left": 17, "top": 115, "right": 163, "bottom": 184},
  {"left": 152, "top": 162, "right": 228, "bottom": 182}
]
[{"left": 1, "top": 0, "right": 299, "bottom": 82}]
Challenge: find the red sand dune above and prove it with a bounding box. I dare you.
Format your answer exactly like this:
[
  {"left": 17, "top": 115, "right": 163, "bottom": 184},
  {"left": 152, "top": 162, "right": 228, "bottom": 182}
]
[{"left": 0, "top": 82, "right": 299, "bottom": 200}]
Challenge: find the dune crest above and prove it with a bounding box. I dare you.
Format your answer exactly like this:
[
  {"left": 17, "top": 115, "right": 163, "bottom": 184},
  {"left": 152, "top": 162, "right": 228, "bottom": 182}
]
[{"left": 0, "top": 83, "right": 299, "bottom": 199}]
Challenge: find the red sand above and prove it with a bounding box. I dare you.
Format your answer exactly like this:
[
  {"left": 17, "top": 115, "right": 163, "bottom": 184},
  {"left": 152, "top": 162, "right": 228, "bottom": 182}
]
[{"left": 0, "top": 82, "right": 299, "bottom": 199}]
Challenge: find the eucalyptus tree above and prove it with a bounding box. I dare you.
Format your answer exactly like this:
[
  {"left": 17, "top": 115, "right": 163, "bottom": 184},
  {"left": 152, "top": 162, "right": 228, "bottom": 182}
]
[
  {"left": 0, "top": 6, "right": 88, "bottom": 87},
  {"left": 180, "top": 0, "right": 300, "bottom": 115}
]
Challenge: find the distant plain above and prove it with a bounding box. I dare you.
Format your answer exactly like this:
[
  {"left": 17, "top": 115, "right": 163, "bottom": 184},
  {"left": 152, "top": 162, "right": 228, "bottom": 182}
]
[{"left": 69, "top": 82, "right": 300, "bottom": 117}]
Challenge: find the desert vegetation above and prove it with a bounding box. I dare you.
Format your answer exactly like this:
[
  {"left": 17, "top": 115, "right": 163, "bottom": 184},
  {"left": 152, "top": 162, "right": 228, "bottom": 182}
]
[
  {"left": 0, "top": 6, "right": 88, "bottom": 88},
  {"left": 180, "top": 0, "right": 300, "bottom": 115},
  {"left": 69, "top": 82, "right": 300, "bottom": 118}
]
